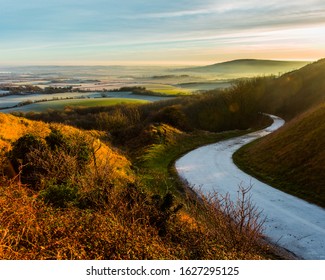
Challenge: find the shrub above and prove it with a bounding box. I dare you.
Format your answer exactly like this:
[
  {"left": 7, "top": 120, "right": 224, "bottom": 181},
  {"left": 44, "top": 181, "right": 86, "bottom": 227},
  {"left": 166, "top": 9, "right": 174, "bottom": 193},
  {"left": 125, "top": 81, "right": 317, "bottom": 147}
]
[
  {"left": 149, "top": 192, "right": 183, "bottom": 236},
  {"left": 72, "top": 139, "right": 91, "bottom": 169},
  {"left": 8, "top": 134, "right": 46, "bottom": 186},
  {"left": 9, "top": 134, "right": 45, "bottom": 166},
  {"left": 7, "top": 130, "right": 92, "bottom": 189},
  {"left": 40, "top": 181, "right": 78, "bottom": 208},
  {"left": 46, "top": 128, "right": 91, "bottom": 169},
  {"left": 45, "top": 128, "right": 66, "bottom": 151},
  {"left": 190, "top": 185, "right": 265, "bottom": 254},
  {"left": 151, "top": 105, "right": 189, "bottom": 130}
]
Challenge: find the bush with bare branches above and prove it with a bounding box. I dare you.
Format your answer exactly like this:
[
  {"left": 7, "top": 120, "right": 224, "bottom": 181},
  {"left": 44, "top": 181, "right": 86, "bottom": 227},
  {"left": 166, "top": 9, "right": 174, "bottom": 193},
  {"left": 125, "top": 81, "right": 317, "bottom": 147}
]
[{"left": 186, "top": 184, "right": 265, "bottom": 255}]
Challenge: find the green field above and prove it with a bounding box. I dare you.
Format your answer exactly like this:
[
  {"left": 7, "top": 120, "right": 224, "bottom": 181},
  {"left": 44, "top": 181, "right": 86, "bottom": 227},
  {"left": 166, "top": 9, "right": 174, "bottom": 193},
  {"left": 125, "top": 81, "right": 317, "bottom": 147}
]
[
  {"left": 10, "top": 98, "right": 149, "bottom": 113},
  {"left": 140, "top": 84, "right": 191, "bottom": 95},
  {"left": 177, "top": 81, "right": 232, "bottom": 91}
]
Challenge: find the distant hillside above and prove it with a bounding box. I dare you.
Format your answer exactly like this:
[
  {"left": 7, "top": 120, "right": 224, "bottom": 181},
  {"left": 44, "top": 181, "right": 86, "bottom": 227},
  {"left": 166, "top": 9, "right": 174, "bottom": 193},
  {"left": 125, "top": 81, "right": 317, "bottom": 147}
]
[
  {"left": 262, "top": 58, "right": 325, "bottom": 119},
  {"left": 234, "top": 103, "right": 325, "bottom": 208},
  {"left": 179, "top": 59, "right": 309, "bottom": 76}
]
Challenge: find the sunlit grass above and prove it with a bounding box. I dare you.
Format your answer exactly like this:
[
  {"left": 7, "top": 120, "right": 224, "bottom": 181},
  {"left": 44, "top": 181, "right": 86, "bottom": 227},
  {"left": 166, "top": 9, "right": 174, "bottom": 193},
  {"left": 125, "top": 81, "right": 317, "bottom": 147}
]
[
  {"left": 135, "top": 124, "right": 258, "bottom": 195},
  {"left": 0, "top": 113, "right": 51, "bottom": 149}
]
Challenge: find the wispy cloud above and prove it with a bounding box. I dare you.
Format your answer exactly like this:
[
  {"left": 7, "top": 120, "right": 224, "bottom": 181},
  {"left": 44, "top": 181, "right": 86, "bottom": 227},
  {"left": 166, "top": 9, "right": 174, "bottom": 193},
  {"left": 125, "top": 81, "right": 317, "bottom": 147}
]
[{"left": 1, "top": 0, "right": 324, "bottom": 65}]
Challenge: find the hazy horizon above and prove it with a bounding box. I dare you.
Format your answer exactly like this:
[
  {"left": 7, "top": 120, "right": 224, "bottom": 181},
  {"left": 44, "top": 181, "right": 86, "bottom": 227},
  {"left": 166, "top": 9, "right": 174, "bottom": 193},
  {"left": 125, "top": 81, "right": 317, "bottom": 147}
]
[
  {"left": 0, "top": 58, "right": 315, "bottom": 69},
  {"left": 1, "top": 0, "right": 324, "bottom": 66}
]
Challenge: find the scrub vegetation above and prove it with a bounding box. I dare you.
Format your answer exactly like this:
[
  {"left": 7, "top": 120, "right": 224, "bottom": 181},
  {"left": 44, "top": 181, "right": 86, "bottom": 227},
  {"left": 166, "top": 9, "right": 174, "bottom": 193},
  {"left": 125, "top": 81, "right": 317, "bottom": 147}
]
[
  {"left": 0, "top": 113, "right": 270, "bottom": 259},
  {"left": 0, "top": 58, "right": 324, "bottom": 259}
]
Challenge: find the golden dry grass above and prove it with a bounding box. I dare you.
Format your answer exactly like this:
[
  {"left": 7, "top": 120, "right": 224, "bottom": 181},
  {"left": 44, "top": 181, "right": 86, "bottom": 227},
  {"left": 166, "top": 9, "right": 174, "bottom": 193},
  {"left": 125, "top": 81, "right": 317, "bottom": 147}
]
[
  {"left": 0, "top": 113, "right": 50, "bottom": 150},
  {"left": 0, "top": 177, "right": 268, "bottom": 260},
  {"left": 0, "top": 113, "right": 133, "bottom": 185}
]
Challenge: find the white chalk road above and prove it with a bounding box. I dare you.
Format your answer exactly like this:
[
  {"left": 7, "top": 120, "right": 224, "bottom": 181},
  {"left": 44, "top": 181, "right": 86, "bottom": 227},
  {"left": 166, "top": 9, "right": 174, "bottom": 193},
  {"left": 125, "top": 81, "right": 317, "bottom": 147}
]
[{"left": 176, "top": 115, "right": 325, "bottom": 259}]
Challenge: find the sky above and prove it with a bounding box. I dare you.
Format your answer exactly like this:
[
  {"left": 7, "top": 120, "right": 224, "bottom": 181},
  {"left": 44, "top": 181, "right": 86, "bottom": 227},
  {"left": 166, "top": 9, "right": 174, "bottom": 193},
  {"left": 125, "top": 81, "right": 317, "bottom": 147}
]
[{"left": 0, "top": 0, "right": 325, "bottom": 66}]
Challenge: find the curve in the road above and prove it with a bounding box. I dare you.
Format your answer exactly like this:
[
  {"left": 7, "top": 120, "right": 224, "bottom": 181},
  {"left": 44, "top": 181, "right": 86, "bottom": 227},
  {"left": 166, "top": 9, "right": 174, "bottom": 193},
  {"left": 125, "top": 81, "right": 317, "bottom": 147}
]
[{"left": 175, "top": 115, "right": 325, "bottom": 260}]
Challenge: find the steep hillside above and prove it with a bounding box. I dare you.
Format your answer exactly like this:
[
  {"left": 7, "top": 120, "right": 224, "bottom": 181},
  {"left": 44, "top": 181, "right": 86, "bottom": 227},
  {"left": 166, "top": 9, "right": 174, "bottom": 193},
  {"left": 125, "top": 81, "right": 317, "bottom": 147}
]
[
  {"left": 234, "top": 103, "right": 325, "bottom": 207},
  {"left": 180, "top": 59, "right": 308, "bottom": 76},
  {"left": 263, "top": 58, "right": 325, "bottom": 119}
]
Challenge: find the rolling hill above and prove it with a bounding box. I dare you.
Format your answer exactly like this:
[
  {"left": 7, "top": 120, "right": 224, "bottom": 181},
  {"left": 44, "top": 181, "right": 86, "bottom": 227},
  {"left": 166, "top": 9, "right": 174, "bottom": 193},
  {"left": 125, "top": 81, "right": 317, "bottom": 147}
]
[
  {"left": 262, "top": 58, "right": 325, "bottom": 119},
  {"left": 178, "top": 59, "right": 309, "bottom": 76},
  {"left": 233, "top": 103, "right": 325, "bottom": 207}
]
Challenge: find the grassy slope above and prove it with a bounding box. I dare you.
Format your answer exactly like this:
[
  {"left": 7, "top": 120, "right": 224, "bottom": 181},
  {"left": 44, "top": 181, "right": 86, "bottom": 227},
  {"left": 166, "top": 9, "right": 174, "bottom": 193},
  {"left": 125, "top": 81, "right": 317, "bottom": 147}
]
[
  {"left": 135, "top": 124, "right": 253, "bottom": 195},
  {"left": 0, "top": 113, "right": 50, "bottom": 150},
  {"left": 233, "top": 103, "right": 325, "bottom": 208},
  {"left": 0, "top": 112, "right": 133, "bottom": 183},
  {"left": 263, "top": 58, "right": 325, "bottom": 119}
]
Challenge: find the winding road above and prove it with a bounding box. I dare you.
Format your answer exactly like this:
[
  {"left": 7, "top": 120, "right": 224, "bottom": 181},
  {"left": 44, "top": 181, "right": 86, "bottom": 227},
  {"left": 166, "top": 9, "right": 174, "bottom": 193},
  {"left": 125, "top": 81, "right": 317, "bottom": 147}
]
[{"left": 175, "top": 115, "right": 325, "bottom": 260}]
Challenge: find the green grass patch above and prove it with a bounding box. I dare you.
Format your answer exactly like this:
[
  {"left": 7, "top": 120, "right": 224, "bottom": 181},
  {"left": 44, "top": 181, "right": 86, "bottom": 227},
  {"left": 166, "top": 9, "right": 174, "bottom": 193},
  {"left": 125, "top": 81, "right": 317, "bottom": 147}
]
[
  {"left": 140, "top": 84, "right": 191, "bottom": 95},
  {"left": 177, "top": 81, "right": 232, "bottom": 91},
  {"left": 135, "top": 115, "right": 272, "bottom": 196},
  {"left": 15, "top": 98, "right": 149, "bottom": 113},
  {"left": 136, "top": 129, "right": 251, "bottom": 196}
]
